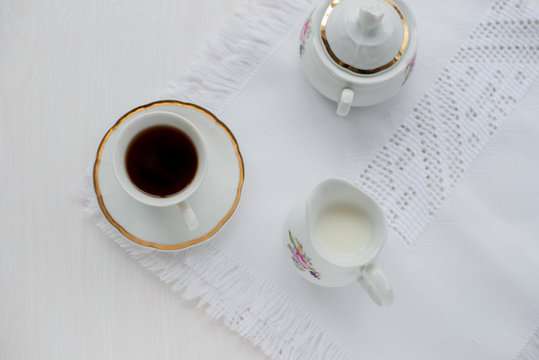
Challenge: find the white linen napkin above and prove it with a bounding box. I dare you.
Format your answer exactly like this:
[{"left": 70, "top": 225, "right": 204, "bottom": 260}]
[{"left": 85, "top": 0, "right": 539, "bottom": 358}]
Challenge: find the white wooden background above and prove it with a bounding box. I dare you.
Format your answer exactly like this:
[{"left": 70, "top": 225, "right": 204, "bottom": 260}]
[{"left": 1, "top": 0, "right": 269, "bottom": 358}]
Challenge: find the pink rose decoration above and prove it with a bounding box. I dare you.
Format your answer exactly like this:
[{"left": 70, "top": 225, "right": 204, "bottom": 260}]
[
  {"left": 293, "top": 250, "right": 309, "bottom": 269},
  {"left": 300, "top": 21, "right": 310, "bottom": 40},
  {"left": 288, "top": 230, "right": 321, "bottom": 280}
]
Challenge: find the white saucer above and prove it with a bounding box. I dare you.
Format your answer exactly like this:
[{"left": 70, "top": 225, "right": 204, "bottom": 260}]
[{"left": 93, "top": 100, "right": 244, "bottom": 250}]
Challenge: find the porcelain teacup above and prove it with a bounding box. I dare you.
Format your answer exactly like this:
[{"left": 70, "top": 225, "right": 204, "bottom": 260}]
[{"left": 112, "top": 111, "right": 208, "bottom": 231}]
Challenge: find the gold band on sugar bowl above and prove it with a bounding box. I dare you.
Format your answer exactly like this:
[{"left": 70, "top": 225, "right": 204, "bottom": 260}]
[{"left": 320, "top": 0, "right": 409, "bottom": 75}]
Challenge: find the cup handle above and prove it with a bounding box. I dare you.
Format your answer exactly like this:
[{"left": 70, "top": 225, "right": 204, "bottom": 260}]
[
  {"left": 357, "top": 263, "right": 393, "bottom": 306},
  {"left": 337, "top": 88, "right": 354, "bottom": 116},
  {"left": 177, "top": 201, "right": 199, "bottom": 231}
]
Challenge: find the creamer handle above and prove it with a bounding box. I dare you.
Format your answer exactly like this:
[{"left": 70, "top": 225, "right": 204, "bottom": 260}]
[{"left": 357, "top": 263, "right": 393, "bottom": 306}]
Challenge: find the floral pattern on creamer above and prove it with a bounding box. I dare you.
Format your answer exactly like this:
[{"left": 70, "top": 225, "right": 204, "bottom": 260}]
[
  {"left": 287, "top": 230, "right": 320, "bottom": 280},
  {"left": 299, "top": 18, "right": 312, "bottom": 57},
  {"left": 402, "top": 54, "right": 417, "bottom": 86}
]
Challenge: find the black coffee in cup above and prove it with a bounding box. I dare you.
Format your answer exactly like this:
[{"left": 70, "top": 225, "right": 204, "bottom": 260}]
[{"left": 125, "top": 125, "right": 198, "bottom": 197}]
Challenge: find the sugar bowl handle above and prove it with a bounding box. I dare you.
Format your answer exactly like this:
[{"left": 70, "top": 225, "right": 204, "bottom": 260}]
[
  {"left": 337, "top": 88, "right": 354, "bottom": 116},
  {"left": 358, "top": 263, "right": 393, "bottom": 306}
]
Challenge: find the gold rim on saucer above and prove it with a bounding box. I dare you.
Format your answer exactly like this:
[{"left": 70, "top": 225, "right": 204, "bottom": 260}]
[
  {"left": 320, "top": 0, "right": 409, "bottom": 75},
  {"left": 93, "top": 100, "right": 245, "bottom": 250}
]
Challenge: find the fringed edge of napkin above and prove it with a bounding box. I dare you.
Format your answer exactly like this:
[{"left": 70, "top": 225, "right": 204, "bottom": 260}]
[
  {"left": 160, "top": 0, "right": 315, "bottom": 115},
  {"left": 81, "top": 173, "right": 348, "bottom": 360}
]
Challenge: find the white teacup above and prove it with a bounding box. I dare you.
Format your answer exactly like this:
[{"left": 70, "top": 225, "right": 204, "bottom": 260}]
[
  {"left": 283, "top": 178, "right": 393, "bottom": 306},
  {"left": 112, "top": 111, "right": 208, "bottom": 231}
]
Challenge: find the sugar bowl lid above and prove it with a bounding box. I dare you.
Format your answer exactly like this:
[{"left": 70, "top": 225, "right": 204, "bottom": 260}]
[{"left": 321, "top": 0, "right": 409, "bottom": 74}]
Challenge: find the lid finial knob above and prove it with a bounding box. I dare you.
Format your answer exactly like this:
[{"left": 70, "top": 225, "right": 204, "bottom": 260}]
[{"left": 359, "top": 5, "right": 384, "bottom": 35}]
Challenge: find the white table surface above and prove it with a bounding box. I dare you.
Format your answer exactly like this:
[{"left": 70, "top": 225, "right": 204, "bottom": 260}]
[
  {"left": 4, "top": 0, "right": 539, "bottom": 359},
  {"left": 1, "top": 0, "right": 269, "bottom": 358}
]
